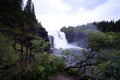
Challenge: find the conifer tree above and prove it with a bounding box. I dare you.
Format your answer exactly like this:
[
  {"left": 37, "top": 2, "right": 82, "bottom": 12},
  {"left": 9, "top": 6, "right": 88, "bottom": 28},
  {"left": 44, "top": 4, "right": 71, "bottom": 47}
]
[{"left": 24, "top": 0, "right": 37, "bottom": 22}]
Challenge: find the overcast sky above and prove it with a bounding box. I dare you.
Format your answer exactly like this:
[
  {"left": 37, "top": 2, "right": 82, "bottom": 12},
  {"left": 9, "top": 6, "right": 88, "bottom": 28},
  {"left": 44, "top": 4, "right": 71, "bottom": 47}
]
[{"left": 24, "top": 0, "right": 120, "bottom": 31}]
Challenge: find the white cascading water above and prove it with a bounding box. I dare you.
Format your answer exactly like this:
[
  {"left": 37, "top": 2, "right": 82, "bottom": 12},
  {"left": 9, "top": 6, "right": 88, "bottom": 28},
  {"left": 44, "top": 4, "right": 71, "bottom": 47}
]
[{"left": 48, "top": 31, "right": 82, "bottom": 50}]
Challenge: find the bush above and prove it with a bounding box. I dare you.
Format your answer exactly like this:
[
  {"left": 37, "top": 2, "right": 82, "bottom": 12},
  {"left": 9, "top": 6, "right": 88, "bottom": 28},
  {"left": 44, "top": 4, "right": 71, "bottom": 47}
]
[
  {"left": 92, "top": 51, "right": 120, "bottom": 80},
  {"left": 34, "top": 52, "right": 66, "bottom": 80}
]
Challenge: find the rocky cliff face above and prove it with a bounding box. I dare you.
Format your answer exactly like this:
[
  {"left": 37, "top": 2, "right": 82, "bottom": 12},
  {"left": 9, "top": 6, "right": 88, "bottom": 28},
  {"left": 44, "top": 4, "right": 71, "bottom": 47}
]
[
  {"left": 64, "top": 29, "right": 88, "bottom": 48},
  {"left": 48, "top": 35, "right": 54, "bottom": 48}
]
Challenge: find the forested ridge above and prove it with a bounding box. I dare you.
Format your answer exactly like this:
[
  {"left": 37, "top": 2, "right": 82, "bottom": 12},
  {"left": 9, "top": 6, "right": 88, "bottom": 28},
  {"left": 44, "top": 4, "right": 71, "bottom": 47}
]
[{"left": 0, "top": 0, "right": 120, "bottom": 80}]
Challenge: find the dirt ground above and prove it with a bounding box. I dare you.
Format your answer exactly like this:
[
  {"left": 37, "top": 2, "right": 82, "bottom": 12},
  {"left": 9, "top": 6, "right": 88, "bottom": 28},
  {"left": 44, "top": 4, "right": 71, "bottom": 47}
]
[{"left": 49, "top": 71, "right": 77, "bottom": 80}]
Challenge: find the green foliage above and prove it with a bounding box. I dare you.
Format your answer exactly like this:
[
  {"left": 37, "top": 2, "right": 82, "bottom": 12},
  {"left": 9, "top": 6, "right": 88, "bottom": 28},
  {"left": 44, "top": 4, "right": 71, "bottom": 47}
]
[
  {"left": 88, "top": 32, "right": 109, "bottom": 50},
  {"left": 0, "top": 0, "right": 52, "bottom": 80},
  {"left": 92, "top": 51, "right": 120, "bottom": 80},
  {"left": 32, "top": 38, "right": 50, "bottom": 52},
  {"left": 60, "top": 26, "right": 74, "bottom": 32},
  {"left": 0, "top": 33, "right": 63, "bottom": 80},
  {"left": 66, "top": 68, "right": 83, "bottom": 78},
  {"left": 60, "top": 21, "right": 120, "bottom": 80},
  {"left": 34, "top": 52, "right": 66, "bottom": 80},
  {"left": 106, "top": 32, "right": 120, "bottom": 48},
  {"left": 88, "top": 32, "right": 120, "bottom": 80},
  {"left": 0, "top": 33, "right": 18, "bottom": 65},
  {"left": 88, "top": 32, "right": 120, "bottom": 51}
]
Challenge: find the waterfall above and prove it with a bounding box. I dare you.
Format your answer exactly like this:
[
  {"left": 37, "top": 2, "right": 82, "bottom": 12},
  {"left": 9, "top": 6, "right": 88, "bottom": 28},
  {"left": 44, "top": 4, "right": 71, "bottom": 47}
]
[{"left": 48, "top": 31, "right": 81, "bottom": 50}]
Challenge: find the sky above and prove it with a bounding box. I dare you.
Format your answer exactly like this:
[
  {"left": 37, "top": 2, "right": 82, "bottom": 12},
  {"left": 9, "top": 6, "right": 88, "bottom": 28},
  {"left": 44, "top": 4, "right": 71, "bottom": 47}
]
[{"left": 24, "top": 0, "right": 120, "bottom": 31}]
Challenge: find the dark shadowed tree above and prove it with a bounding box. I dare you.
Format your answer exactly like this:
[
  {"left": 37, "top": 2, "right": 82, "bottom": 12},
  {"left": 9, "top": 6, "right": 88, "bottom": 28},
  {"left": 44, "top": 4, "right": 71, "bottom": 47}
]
[
  {"left": 115, "top": 20, "right": 120, "bottom": 32},
  {"left": 24, "top": 0, "right": 37, "bottom": 22},
  {"left": 0, "top": 0, "right": 23, "bottom": 13}
]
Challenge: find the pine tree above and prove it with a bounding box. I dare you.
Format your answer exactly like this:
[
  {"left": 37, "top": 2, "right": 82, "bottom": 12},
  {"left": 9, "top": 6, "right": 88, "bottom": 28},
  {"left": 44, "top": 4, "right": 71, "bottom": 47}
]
[
  {"left": 24, "top": 0, "right": 37, "bottom": 22},
  {"left": 0, "top": 0, "right": 24, "bottom": 29},
  {"left": 31, "top": 3, "right": 36, "bottom": 22}
]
